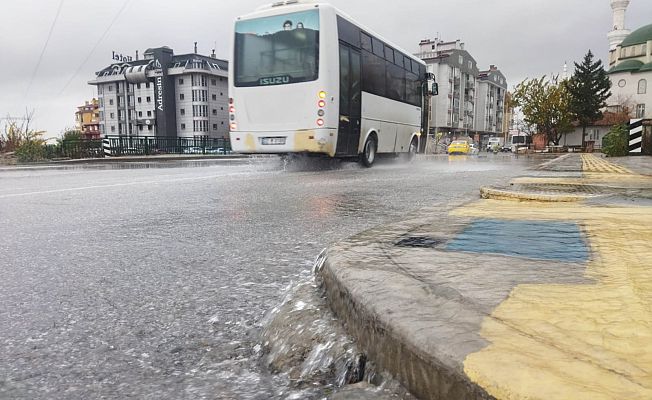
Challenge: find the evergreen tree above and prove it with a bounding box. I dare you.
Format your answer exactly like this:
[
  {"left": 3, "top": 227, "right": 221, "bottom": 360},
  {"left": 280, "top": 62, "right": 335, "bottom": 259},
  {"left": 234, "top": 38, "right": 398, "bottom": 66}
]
[{"left": 566, "top": 50, "right": 612, "bottom": 151}]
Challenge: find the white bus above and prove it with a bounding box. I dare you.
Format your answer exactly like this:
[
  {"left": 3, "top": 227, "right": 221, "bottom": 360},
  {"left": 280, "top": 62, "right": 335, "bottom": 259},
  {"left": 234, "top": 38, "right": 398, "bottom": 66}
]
[{"left": 229, "top": 0, "right": 435, "bottom": 167}]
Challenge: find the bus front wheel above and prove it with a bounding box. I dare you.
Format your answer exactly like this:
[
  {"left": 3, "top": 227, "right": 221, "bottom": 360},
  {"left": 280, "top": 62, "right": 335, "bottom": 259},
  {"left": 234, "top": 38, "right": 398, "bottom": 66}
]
[{"left": 360, "top": 136, "right": 377, "bottom": 168}]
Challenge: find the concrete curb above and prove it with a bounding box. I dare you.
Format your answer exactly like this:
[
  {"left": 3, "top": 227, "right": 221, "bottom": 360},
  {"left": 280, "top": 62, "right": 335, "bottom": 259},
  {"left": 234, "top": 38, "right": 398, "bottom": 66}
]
[{"left": 317, "top": 211, "right": 495, "bottom": 400}]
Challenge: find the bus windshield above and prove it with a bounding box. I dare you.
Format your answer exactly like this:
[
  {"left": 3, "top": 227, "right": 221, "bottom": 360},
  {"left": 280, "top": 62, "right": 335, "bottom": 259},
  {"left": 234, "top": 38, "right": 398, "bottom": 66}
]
[{"left": 234, "top": 10, "right": 320, "bottom": 87}]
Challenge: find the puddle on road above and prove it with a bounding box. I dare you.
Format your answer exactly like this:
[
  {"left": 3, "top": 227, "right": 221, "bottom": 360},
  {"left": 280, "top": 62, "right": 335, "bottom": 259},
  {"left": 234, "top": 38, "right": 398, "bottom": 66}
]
[{"left": 446, "top": 219, "right": 590, "bottom": 262}]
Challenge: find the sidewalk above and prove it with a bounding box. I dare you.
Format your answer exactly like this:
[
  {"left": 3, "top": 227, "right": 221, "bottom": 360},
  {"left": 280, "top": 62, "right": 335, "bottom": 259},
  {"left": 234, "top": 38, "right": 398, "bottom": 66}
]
[
  {"left": 0, "top": 153, "right": 256, "bottom": 171},
  {"left": 320, "top": 154, "right": 652, "bottom": 400}
]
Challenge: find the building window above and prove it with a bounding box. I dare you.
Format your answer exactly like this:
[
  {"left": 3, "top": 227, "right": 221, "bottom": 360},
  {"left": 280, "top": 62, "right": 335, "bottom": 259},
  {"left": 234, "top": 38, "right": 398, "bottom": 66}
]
[
  {"left": 179, "top": 78, "right": 184, "bottom": 85},
  {"left": 636, "top": 104, "right": 646, "bottom": 118},
  {"left": 146, "top": 96, "right": 151, "bottom": 102},
  {"left": 211, "top": 79, "right": 217, "bottom": 86},
  {"left": 180, "top": 108, "right": 185, "bottom": 115},
  {"left": 145, "top": 83, "right": 150, "bottom": 89},
  {"left": 139, "top": 125, "right": 143, "bottom": 131},
  {"left": 138, "top": 111, "right": 142, "bottom": 117},
  {"left": 148, "top": 125, "right": 153, "bottom": 131},
  {"left": 181, "top": 123, "right": 186, "bottom": 130},
  {"left": 220, "top": 92, "right": 223, "bottom": 96},
  {"left": 137, "top": 83, "right": 141, "bottom": 89},
  {"left": 212, "top": 94, "right": 217, "bottom": 101},
  {"left": 180, "top": 93, "right": 185, "bottom": 100},
  {"left": 109, "top": 99, "right": 114, "bottom": 105},
  {"left": 110, "top": 112, "right": 115, "bottom": 119},
  {"left": 459, "top": 55, "right": 463, "bottom": 64},
  {"left": 638, "top": 79, "right": 647, "bottom": 94},
  {"left": 109, "top": 85, "right": 113, "bottom": 92},
  {"left": 213, "top": 124, "right": 218, "bottom": 130},
  {"left": 147, "top": 110, "right": 152, "bottom": 117},
  {"left": 212, "top": 109, "right": 217, "bottom": 115},
  {"left": 137, "top": 97, "right": 142, "bottom": 103},
  {"left": 111, "top": 125, "right": 115, "bottom": 132}
]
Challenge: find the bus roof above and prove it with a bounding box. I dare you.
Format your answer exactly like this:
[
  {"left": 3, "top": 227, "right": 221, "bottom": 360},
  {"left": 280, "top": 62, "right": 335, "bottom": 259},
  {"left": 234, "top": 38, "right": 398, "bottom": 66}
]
[{"left": 237, "top": 2, "right": 425, "bottom": 67}]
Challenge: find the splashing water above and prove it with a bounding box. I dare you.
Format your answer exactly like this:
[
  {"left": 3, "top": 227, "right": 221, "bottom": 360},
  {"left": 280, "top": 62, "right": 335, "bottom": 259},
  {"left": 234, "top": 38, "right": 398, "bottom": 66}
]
[{"left": 257, "top": 251, "right": 416, "bottom": 399}]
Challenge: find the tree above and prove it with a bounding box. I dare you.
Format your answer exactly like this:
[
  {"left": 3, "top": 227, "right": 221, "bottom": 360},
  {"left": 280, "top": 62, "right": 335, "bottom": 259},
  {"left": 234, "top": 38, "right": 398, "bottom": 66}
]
[
  {"left": 1, "top": 110, "right": 39, "bottom": 152},
  {"left": 58, "top": 128, "right": 83, "bottom": 146},
  {"left": 566, "top": 50, "right": 612, "bottom": 151},
  {"left": 601, "top": 124, "right": 629, "bottom": 157},
  {"left": 512, "top": 76, "right": 574, "bottom": 145}
]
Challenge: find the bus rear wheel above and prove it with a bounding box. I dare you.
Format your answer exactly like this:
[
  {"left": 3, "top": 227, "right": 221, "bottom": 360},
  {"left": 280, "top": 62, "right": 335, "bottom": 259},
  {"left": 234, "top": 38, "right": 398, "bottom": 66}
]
[
  {"left": 406, "top": 137, "right": 418, "bottom": 161},
  {"left": 360, "top": 136, "right": 377, "bottom": 168}
]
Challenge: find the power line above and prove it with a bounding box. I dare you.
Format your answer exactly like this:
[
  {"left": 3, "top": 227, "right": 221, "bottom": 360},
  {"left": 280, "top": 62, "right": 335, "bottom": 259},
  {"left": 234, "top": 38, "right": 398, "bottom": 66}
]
[
  {"left": 59, "top": 0, "right": 132, "bottom": 95},
  {"left": 25, "top": 0, "right": 65, "bottom": 98}
]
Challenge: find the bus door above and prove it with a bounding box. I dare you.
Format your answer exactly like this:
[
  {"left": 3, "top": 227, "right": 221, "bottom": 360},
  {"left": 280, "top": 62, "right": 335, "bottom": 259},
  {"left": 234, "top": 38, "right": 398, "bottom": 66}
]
[{"left": 336, "top": 43, "right": 362, "bottom": 156}]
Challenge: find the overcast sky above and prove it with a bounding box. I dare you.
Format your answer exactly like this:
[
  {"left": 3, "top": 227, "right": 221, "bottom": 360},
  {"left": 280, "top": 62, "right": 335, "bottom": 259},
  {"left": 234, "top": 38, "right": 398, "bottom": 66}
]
[{"left": 1, "top": 0, "right": 651, "bottom": 137}]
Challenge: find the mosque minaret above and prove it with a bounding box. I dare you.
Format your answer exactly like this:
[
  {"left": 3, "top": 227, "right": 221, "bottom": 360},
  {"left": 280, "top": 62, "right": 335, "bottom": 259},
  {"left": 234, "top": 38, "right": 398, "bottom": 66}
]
[{"left": 607, "top": 0, "right": 631, "bottom": 50}]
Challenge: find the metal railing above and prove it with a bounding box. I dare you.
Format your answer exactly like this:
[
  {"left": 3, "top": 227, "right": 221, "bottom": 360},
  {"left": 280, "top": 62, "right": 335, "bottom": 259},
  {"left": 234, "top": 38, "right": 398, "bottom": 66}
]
[{"left": 103, "top": 135, "right": 232, "bottom": 156}]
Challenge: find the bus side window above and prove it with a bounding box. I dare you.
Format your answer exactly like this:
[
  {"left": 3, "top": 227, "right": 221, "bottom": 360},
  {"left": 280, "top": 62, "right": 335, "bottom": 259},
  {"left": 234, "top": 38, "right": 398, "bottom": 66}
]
[
  {"left": 372, "top": 38, "right": 384, "bottom": 57},
  {"left": 404, "top": 55, "right": 411, "bottom": 72},
  {"left": 385, "top": 46, "right": 395, "bottom": 63},
  {"left": 361, "top": 32, "right": 372, "bottom": 52},
  {"left": 337, "top": 16, "right": 360, "bottom": 48},
  {"left": 395, "top": 52, "right": 405, "bottom": 69}
]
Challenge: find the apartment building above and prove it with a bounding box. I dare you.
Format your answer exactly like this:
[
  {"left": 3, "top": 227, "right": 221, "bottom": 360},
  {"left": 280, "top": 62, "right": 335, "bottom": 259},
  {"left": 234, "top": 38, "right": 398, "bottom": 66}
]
[
  {"left": 417, "top": 39, "right": 479, "bottom": 138},
  {"left": 475, "top": 65, "right": 508, "bottom": 140},
  {"left": 74, "top": 98, "right": 100, "bottom": 140},
  {"left": 88, "top": 46, "right": 229, "bottom": 139}
]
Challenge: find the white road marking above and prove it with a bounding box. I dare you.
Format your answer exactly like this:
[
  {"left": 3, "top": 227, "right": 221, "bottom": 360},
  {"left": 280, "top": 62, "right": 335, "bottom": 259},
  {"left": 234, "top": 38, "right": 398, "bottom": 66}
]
[{"left": 0, "top": 170, "right": 278, "bottom": 199}]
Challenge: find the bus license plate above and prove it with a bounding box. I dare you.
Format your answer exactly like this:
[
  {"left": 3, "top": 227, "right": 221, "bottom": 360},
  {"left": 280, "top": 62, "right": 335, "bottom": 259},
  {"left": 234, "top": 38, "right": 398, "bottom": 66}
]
[{"left": 261, "top": 137, "right": 286, "bottom": 145}]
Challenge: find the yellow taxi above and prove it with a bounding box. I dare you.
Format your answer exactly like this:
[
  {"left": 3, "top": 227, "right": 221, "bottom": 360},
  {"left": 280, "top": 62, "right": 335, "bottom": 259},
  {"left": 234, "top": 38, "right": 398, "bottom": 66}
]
[{"left": 447, "top": 140, "right": 471, "bottom": 155}]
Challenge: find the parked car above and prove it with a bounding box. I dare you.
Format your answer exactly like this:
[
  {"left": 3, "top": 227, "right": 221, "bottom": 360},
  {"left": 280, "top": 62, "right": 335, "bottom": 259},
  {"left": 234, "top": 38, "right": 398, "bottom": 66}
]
[
  {"left": 486, "top": 137, "right": 502, "bottom": 152},
  {"left": 205, "top": 147, "right": 232, "bottom": 155},
  {"left": 447, "top": 140, "right": 470, "bottom": 155},
  {"left": 183, "top": 147, "right": 204, "bottom": 154}
]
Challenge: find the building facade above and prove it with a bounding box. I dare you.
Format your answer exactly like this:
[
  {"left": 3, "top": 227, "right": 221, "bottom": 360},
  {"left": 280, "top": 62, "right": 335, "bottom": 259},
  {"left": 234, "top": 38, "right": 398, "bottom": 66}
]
[
  {"left": 606, "top": 1, "right": 651, "bottom": 120},
  {"left": 75, "top": 99, "right": 100, "bottom": 140},
  {"left": 475, "top": 66, "right": 508, "bottom": 141},
  {"left": 89, "top": 47, "right": 229, "bottom": 139},
  {"left": 416, "top": 39, "right": 507, "bottom": 148}
]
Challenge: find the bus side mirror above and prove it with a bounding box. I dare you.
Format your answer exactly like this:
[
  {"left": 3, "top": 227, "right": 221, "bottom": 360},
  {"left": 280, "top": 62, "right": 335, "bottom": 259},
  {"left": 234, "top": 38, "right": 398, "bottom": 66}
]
[{"left": 431, "top": 83, "right": 439, "bottom": 96}]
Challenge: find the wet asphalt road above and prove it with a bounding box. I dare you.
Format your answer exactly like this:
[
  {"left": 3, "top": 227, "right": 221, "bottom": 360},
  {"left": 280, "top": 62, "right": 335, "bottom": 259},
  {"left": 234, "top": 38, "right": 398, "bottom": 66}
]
[{"left": 0, "top": 155, "right": 539, "bottom": 399}]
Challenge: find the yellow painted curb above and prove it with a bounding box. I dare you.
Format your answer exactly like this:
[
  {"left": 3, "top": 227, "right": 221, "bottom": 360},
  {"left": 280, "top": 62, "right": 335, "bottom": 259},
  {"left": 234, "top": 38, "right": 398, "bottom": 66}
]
[{"left": 480, "top": 187, "right": 589, "bottom": 202}]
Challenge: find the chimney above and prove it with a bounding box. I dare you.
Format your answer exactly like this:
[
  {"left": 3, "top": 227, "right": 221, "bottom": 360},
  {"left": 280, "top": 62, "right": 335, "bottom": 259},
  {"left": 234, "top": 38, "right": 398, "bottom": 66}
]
[
  {"left": 194, "top": 42, "right": 198, "bottom": 54},
  {"left": 136, "top": 50, "right": 139, "bottom": 60},
  {"left": 211, "top": 49, "right": 216, "bottom": 59}
]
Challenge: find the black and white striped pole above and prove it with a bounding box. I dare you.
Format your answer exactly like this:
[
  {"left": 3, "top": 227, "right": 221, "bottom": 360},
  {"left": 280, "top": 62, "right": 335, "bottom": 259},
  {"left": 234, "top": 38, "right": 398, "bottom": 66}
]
[
  {"left": 629, "top": 119, "right": 643, "bottom": 155},
  {"left": 103, "top": 137, "right": 112, "bottom": 157}
]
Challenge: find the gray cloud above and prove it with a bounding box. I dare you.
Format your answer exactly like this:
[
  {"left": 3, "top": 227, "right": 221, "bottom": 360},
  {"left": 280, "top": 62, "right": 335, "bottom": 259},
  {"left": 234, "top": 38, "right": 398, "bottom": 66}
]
[{"left": 1, "top": 0, "right": 650, "bottom": 136}]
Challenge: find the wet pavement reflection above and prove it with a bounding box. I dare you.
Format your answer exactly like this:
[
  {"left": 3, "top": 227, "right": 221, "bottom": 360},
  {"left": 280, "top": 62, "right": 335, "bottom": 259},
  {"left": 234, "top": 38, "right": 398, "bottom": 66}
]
[{"left": 0, "top": 154, "right": 539, "bottom": 399}]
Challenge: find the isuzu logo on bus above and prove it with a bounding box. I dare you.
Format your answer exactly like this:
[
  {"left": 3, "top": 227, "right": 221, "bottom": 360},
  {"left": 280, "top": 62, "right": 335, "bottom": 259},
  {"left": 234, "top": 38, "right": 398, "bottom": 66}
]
[{"left": 259, "top": 75, "right": 291, "bottom": 86}]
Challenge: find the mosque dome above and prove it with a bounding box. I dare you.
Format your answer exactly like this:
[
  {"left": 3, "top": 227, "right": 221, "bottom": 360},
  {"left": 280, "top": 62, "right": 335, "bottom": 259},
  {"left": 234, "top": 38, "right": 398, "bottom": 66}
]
[{"left": 620, "top": 23, "right": 652, "bottom": 47}]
